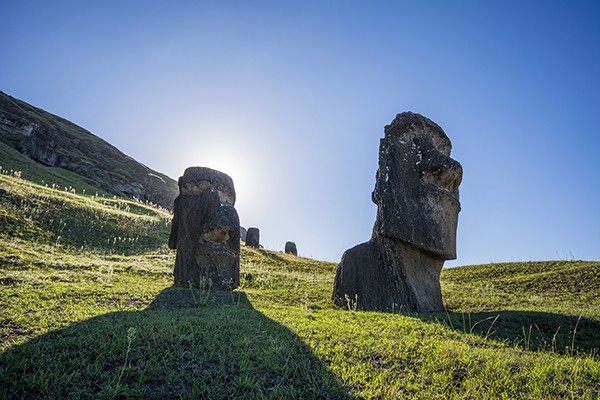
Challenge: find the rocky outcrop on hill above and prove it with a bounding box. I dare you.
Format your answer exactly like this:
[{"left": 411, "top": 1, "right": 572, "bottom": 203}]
[{"left": 0, "top": 91, "right": 178, "bottom": 209}]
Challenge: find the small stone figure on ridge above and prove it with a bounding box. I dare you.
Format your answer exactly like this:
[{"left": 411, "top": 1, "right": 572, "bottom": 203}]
[
  {"left": 246, "top": 227, "right": 260, "bottom": 248},
  {"left": 285, "top": 241, "right": 298, "bottom": 256}
]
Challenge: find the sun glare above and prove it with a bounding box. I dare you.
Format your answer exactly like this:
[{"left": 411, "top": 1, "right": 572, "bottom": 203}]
[{"left": 177, "top": 140, "right": 262, "bottom": 212}]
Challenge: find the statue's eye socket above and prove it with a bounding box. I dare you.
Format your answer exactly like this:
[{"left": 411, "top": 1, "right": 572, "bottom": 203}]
[{"left": 427, "top": 165, "right": 444, "bottom": 175}]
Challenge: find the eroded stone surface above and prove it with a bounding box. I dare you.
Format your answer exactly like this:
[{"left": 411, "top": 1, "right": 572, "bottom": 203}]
[
  {"left": 333, "top": 112, "right": 462, "bottom": 312},
  {"left": 169, "top": 167, "right": 240, "bottom": 290}
]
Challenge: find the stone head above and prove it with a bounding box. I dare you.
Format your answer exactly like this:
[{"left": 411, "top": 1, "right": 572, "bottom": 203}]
[
  {"left": 178, "top": 166, "right": 236, "bottom": 205},
  {"left": 372, "top": 112, "right": 462, "bottom": 259},
  {"left": 170, "top": 166, "right": 240, "bottom": 290}
]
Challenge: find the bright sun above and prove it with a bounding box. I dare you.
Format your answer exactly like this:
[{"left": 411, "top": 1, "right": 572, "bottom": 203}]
[{"left": 178, "top": 141, "right": 260, "bottom": 209}]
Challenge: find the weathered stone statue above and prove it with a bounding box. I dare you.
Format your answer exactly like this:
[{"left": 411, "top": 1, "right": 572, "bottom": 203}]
[
  {"left": 246, "top": 227, "right": 260, "bottom": 248},
  {"left": 240, "top": 227, "right": 247, "bottom": 242},
  {"left": 332, "top": 112, "right": 462, "bottom": 312},
  {"left": 168, "top": 167, "right": 240, "bottom": 289},
  {"left": 285, "top": 241, "right": 298, "bottom": 256}
]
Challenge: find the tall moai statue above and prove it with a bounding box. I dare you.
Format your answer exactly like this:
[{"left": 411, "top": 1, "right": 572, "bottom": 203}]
[
  {"left": 332, "top": 112, "right": 463, "bottom": 312},
  {"left": 168, "top": 167, "right": 240, "bottom": 289}
]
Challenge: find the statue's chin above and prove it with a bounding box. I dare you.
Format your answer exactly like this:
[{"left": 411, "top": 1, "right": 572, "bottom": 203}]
[{"left": 379, "top": 187, "right": 460, "bottom": 260}]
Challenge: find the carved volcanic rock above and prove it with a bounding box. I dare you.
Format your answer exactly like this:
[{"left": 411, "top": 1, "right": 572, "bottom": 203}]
[
  {"left": 169, "top": 167, "right": 240, "bottom": 289},
  {"left": 246, "top": 227, "right": 260, "bottom": 249},
  {"left": 0, "top": 91, "right": 178, "bottom": 209},
  {"left": 333, "top": 112, "right": 463, "bottom": 312},
  {"left": 285, "top": 241, "right": 298, "bottom": 256}
]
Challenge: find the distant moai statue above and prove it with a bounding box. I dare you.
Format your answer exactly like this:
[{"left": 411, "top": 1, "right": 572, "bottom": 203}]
[
  {"left": 246, "top": 227, "right": 260, "bottom": 248},
  {"left": 240, "top": 227, "right": 247, "bottom": 242},
  {"left": 285, "top": 241, "right": 298, "bottom": 256},
  {"left": 168, "top": 167, "right": 240, "bottom": 289},
  {"left": 332, "top": 112, "right": 463, "bottom": 312}
]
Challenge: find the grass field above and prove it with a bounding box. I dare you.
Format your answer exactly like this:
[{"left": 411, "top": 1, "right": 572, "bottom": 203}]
[{"left": 1, "top": 172, "right": 599, "bottom": 399}]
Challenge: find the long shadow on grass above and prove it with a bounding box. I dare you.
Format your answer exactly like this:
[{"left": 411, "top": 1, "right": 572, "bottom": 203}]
[
  {"left": 420, "top": 310, "right": 600, "bottom": 355},
  {"left": 0, "top": 287, "right": 354, "bottom": 399}
]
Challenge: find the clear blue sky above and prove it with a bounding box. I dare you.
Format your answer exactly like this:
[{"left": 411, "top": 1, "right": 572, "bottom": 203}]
[{"left": 2, "top": 1, "right": 599, "bottom": 265}]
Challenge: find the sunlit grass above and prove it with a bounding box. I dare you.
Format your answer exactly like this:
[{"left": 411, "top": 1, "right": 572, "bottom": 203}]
[
  {"left": 1, "top": 173, "right": 599, "bottom": 398},
  {"left": 0, "top": 173, "right": 171, "bottom": 254}
]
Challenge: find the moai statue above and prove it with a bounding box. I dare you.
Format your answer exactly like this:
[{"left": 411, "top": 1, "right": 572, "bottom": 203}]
[
  {"left": 246, "top": 227, "right": 260, "bottom": 248},
  {"left": 332, "top": 112, "right": 463, "bottom": 312},
  {"left": 240, "top": 227, "right": 247, "bottom": 242},
  {"left": 168, "top": 167, "right": 240, "bottom": 289},
  {"left": 284, "top": 241, "right": 298, "bottom": 256}
]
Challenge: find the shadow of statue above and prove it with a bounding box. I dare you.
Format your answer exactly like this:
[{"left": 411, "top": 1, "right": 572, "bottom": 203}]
[
  {"left": 418, "top": 310, "right": 600, "bottom": 355},
  {"left": 0, "top": 287, "right": 354, "bottom": 399}
]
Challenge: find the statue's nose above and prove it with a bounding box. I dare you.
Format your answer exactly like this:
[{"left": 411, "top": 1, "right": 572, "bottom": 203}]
[{"left": 422, "top": 154, "right": 463, "bottom": 195}]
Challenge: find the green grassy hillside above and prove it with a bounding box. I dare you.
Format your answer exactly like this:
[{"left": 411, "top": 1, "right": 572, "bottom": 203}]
[
  {"left": 0, "top": 169, "right": 171, "bottom": 253},
  {"left": 1, "top": 173, "right": 599, "bottom": 399}
]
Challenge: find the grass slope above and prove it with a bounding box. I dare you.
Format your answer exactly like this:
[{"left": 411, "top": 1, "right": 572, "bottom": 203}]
[{"left": 0, "top": 174, "right": 599, "bottom": 399}]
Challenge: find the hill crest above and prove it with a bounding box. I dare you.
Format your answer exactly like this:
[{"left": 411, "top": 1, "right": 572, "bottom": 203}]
[{"left": 0, "top": 91, "right": 178, "bottom": 209}]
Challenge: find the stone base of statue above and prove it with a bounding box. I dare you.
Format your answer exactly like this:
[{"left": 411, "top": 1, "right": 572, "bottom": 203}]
[{"left": 332, "top": 236, "right": 444, "bottom": 312}]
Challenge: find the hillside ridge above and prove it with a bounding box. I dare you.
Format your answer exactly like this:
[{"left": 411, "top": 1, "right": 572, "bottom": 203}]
[
  {"left": 0, "top": 90, "right": 178, "bottom": 209},
  {"left": 0, "top": 173, "right": 599, "bottom": 398}
]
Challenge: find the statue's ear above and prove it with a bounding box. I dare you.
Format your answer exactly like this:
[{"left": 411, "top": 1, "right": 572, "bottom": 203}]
[
  {"left": 371, "top": 188, "right": 378, "bottom": 204},
  {"left": 168, "top": 197, "right": 180, "bottom": 249},
  {"left": 371, "top": 167, "right": 382, "bottom": 205},
  {"left": 168, "top": 224, "right": 177, "bottom": 249}
]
